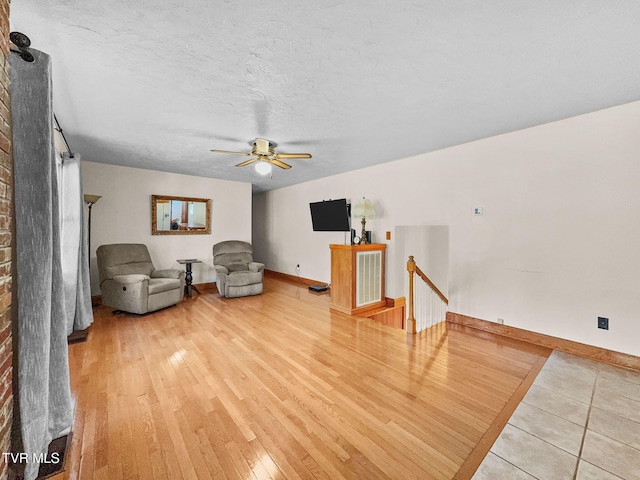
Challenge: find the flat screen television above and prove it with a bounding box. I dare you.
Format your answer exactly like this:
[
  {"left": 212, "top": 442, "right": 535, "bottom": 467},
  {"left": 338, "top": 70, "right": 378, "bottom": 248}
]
[{"left": 309, "top": 199, "right": 351, "bottom": 232}]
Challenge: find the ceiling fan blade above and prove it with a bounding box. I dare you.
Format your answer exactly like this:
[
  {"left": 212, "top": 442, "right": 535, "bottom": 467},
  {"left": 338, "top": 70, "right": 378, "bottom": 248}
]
[
  {"left": 275, "top": 153, "right": 312, "bottom": 159},
  {"left": 235, "top": 158, "right": 259, "bottom": 167},
  {"left": 271, "top": 159, "right": 292, "bottom": 169},
  {"left": 211, "top": 149, "right": 252, "bottom": 156}
]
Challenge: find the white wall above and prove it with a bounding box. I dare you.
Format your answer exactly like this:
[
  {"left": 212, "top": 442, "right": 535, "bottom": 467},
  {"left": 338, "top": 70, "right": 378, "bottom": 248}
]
[
  {"left": 394, "top": 225, "right": 449, "bottom": 302},
  {"left": 82, "top": 162, "right": 252, "bottom": 293},
  {"left": 253, "top": 101, "right": 640, "bottom": 357}
]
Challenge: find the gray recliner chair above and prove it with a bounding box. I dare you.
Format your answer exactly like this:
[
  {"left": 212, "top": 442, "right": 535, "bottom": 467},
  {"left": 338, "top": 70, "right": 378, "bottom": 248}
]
[
  {"left": 97, "top": 243, "right": 185, "bottom": 314},
  {"left": 213, "top": 240, "right": 264, "bottom": 298}
]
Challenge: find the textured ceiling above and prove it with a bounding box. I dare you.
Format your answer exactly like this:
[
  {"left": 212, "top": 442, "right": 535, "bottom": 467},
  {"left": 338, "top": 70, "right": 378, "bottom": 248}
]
[{"left": 10, "top": 1, "right": 640, "bottom": 192}]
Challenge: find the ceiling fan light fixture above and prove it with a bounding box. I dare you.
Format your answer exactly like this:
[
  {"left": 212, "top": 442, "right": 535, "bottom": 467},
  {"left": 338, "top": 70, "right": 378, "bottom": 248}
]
[
  {"left": 212, "top": 137, "right": 311, "bottom": 172},
  {"left": 255, "top": 160, "right": 272, "bottom": 175}
]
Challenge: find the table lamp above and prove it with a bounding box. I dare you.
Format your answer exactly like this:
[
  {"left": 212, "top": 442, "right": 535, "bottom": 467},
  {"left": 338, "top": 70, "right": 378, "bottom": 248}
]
[{"left": 352, "top": 197, "right": 376, "bottom": 244}]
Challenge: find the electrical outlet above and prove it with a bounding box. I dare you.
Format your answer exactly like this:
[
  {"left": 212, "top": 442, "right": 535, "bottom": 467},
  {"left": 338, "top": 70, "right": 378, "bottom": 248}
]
[
  {"left": 295, "top": 264, "right": 300, "bottom": 272},
  {"left": 497, "top": 318, "right": 504, "bottom": 325},
  {"left": 598, "top": 317, "right": 609, "bottom": 330}
]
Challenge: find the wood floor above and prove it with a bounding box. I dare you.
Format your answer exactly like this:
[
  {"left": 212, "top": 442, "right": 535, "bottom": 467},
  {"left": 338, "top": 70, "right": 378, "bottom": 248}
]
[{"left": 57, "top": 277, "right": 550, "bottom": 480}]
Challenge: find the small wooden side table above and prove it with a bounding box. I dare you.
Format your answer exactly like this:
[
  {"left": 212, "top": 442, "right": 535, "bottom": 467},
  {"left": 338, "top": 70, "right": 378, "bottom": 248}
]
[{"left": 177, "top": 259, "right": 202, "bottom": 297}]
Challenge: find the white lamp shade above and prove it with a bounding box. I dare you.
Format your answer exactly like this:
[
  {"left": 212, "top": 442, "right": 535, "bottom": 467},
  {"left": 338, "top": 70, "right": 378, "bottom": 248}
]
[
  {"left": 84, "top": 194, "right": 102, "bottom": 204},
  {"left": 352, "top": 197, "right": 376, "bottom": 219},
  {"left": 255, "top": 161, "right": 272, "bottom": 175}
]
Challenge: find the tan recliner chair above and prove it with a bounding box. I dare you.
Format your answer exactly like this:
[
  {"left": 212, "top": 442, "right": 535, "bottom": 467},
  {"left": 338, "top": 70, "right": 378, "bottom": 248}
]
[
  {"left": 97, "top": 243, "right": 185, "bottom": 314},
  {"left": 213, "top": 241, "right": 264, "bottom": 298}
]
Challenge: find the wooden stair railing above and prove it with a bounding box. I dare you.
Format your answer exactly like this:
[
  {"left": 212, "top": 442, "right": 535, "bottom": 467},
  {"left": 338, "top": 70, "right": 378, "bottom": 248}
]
[{"left": 407, "top": 255, "right": 448, "bottom": 334}]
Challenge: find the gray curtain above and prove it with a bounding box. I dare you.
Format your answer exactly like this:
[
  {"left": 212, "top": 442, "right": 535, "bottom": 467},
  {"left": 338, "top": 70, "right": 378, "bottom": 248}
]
[{"left": 10, "top": 48, "right": 93, "bottom": 480}]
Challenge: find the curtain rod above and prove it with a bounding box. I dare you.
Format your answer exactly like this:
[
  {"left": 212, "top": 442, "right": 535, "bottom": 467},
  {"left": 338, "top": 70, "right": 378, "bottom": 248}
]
[
  {"left": 9, "top": 31, "right": 75, "bottom": 159},
  {"left": 54, "top": 114, "right": 75, "bottom": 159}
]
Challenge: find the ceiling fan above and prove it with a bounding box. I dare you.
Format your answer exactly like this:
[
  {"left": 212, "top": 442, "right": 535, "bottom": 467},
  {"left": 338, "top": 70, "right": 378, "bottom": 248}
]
[{"left": 211, "top": 138, "right": 312, "bottom": 175}]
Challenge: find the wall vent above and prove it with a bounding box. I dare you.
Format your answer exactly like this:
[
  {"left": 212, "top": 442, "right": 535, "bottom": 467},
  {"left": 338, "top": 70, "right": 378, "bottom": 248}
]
[{"left": 356, "top": 250, "right": 382, "bottom": 307}]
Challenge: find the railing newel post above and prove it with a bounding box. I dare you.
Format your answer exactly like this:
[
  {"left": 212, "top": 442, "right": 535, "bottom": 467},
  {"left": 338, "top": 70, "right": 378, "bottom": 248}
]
[{"left": 407, "top": 256, "right": 417, "bottom": 335}]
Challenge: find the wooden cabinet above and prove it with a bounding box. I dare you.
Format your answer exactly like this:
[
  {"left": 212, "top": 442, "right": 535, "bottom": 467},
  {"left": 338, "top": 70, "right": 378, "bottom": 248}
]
[{"left": 329, "top": 244, "right": 386, "bottom": 316}]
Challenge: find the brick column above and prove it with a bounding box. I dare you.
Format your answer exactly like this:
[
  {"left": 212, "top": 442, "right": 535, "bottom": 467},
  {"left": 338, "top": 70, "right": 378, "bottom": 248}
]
[{"left": 0, "top": 1, "right": 13, "bottom": 479}]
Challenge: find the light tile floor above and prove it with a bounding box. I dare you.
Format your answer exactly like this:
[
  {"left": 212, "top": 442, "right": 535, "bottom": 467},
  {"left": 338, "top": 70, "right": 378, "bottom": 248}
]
[{"left": 473, "top": 351, "right": 640, "bottom": 480}]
